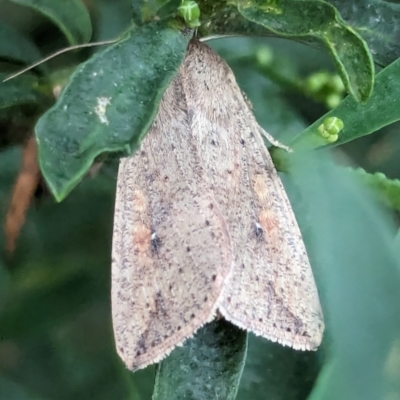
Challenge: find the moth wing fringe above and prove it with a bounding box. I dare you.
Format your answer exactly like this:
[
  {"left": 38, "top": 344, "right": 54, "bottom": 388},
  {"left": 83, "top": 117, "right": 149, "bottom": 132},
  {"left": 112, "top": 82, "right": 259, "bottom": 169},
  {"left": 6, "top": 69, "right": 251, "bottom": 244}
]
[{"left": 217, "top": 305, "right": 320, "bottom": 351}]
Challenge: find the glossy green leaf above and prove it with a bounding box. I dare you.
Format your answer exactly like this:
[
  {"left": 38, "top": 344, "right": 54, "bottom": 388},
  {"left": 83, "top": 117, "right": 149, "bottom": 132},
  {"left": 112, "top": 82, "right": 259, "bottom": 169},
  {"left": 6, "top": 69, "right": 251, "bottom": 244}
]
[
  {"left": 199, "top": 4, "right": 274, "bottom": 38},
  {"left": 234, "top": 0, "right": 373, "bottom": 103},
  {"left": 153, "top": 319, "right": 247, "bottom": 400},
  {"left": 283, "top": 151, "right": 400, "bottom": 400},
  {"left": 290, "top": 57, "right": 400, "bottom": 150},
  {"left": 35, "top": 21, "right": 191, "bottom": 202},
  {"left": 0, "top": 72, "right": 51, "bottom": 110},
  {"left": 203, "top": 1, "right": 400, "bottom": 68},
  {"left": 328, "top": 0, "right": 400, "bottom": 67},
  {"left": 8, "top": 0, "right": 92, "bottom": 45},
  {"left": 0, "top": 21, "right": 43, "bottom": 68}
]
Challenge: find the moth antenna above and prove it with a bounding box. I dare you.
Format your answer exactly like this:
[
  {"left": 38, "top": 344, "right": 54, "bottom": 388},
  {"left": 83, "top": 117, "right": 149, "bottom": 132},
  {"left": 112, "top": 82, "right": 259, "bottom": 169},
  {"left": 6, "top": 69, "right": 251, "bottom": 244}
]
[
  {"left": 259, "top": 127, "right": 293, "bottom": 153},
  {"left": 3, "top": 39, "right": 118, "bottom": 82}
]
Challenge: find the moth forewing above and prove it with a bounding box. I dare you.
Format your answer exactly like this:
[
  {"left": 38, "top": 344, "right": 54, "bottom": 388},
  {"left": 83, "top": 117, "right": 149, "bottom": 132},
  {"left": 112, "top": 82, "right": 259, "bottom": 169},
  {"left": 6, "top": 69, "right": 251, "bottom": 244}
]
[
  {"left": 111, "top": 39, "right": 324, "bottom": 372},
  {"left": 111, "top": 72, "right": 233, "bottom": 371},
  {"left": 180, "top": 40, "right": 324, "bottom": 351}
]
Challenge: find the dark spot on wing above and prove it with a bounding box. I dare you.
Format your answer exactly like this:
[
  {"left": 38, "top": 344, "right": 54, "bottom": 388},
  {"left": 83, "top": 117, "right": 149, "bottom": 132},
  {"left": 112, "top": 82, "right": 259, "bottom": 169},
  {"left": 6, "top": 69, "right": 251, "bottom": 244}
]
[
  {"left": 294, "top": 317, "right": 303, "bottom": 334},
  {"left": 255, "top": 223, "right": 264, "bottom": 240},
  {"left": 155, "top": 291, "right": 168, "bottom": 317},
  {"left": 136, "top": 335, "right": 147, "bottom": 353},
  {"left": 151, "top": 232, "right": 162, "bottom": 253}
]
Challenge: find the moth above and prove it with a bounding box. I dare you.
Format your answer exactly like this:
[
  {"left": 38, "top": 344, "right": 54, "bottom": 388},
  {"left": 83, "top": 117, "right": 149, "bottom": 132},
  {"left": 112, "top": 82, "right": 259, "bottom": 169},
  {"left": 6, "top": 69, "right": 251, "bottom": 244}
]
[{"left": 111, "top": 39, "right": 324, "bottom": 371}]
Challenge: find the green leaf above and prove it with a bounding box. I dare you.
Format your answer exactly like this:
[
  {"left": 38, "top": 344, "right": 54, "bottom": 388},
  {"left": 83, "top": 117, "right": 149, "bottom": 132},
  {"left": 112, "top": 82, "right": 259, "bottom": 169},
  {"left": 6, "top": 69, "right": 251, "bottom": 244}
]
[
  {"left": 347, "top": 168, "right": 400, "bottom": 212},
  {"left": 134, "top": 0, "right": 181, "bottom": 24},
  {"left": 8, "top": 0, "right": 92, "bottom": 45},
  {"left": 35, "top": 21, "right": 191, "bottom": 202},
  {"left": 290, "top": 57, "right": 400, "bottom": 150},
  {"left": 234, "top": 0, "right": 374, "bottom": 103},
  {"left": 328, "top": 0, "right": 400, "bottom": 67},
  {"left": 283, "top": 151, "right": 400, "bottom": 400},
  {"left": 203, "top": 1, "right": 399, "bottom": 68},
  {"left": 0, "top": 72, "right": 51, "bottom": 110},
  {"left": 238, "top": 335, "right": 321, "bottom": 400},
  {"left": 153, "top": 319, "right": 247, "bottom": 400},
  {"left": 0, "top": 21, "right": 43, "bottom": 68}
]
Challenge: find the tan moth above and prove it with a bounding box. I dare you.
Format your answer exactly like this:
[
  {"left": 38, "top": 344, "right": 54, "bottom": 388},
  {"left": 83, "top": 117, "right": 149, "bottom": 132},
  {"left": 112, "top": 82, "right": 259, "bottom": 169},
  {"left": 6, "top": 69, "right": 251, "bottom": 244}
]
[{"left": 111, "top": 39, "right": 324, "bottom": 371}]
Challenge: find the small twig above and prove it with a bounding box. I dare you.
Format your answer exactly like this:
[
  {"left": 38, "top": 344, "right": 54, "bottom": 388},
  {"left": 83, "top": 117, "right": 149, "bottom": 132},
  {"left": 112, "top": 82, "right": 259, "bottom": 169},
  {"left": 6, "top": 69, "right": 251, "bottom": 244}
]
[
  {"left": 3, "top": 39, "right": 118, "bottom": 82},
  {"left": 5, "top": 136, "right": 40, "bottom": 254}
]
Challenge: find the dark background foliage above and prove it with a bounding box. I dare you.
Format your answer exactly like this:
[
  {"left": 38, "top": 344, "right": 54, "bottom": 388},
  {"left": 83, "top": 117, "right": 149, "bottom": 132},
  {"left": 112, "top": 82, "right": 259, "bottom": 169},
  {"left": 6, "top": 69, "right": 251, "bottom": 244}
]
[{"left": 1, "top": 0, "right": 400, "bottom": 399}]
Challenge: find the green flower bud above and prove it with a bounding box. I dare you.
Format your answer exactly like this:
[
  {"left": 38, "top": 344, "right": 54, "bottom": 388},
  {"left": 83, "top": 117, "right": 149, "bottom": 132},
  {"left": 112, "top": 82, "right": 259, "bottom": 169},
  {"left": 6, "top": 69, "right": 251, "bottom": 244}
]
[
  {"left": 317, "top": 116, "right": 344, "bottom": 144},
  {"left": 178, "top": 0, "right": 201, "bottom": 28},
  {"left": 305, "top": 71, "right": 329, "bottom": 93},
  {"left": 326, "top": 93, "right": 342, "bottom": 109},
  {"left": 256, "top": 46, "right": 273, "bottom": 67},
  {"left": 329, "top": 74, "right": 345, "bottom": 93}
]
